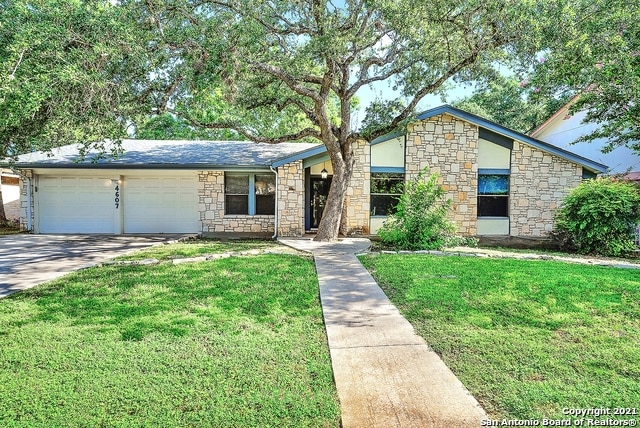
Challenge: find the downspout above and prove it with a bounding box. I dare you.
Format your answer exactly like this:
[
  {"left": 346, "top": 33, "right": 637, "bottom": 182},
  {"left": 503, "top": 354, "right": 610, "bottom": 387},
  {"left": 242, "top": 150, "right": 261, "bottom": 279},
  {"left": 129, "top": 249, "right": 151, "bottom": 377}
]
[{"left": 270, "top": 165, "right": 278, "bottom": 239}]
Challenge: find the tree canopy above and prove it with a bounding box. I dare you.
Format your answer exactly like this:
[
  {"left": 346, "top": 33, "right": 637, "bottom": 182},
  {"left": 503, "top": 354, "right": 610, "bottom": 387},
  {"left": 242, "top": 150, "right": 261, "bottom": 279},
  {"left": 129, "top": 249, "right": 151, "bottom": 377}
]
[
  {"left": 452, "top": 75, "right": 570, "bottom": 134},
  {"left": 3, "top": 0, "right": 623, "bottom": 239},
  {"left": 526, "top": 0, "right": 640, "bottom": 152}
]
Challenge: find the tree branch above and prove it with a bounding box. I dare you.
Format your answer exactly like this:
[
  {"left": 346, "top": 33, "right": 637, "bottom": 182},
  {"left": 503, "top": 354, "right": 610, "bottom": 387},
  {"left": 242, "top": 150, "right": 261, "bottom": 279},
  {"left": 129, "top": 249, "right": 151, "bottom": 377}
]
[{"left": 180, "top": 113, "right": 321, "bottom": 143}]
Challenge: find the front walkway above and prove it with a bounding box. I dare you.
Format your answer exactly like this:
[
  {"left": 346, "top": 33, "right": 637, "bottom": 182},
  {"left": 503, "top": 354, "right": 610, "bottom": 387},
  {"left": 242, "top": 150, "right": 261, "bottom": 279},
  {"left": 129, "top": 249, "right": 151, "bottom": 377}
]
[{"left": 279, "top": 237, "right": 487, "bottom": 428}]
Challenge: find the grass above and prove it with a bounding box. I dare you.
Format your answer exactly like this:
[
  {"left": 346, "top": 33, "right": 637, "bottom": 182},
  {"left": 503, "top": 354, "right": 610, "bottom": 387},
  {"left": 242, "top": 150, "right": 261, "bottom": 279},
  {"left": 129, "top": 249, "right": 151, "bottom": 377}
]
[
  {"left": 0, "top": 220, "right": 21, "bottom": 235},
  {"left": 359, "top": 253, "right": 640, "bottom": 420},
  {"left": 115, "top": 238, "right": 282, "bottom": 261},
  {"left": 0, "top": 241, "right": 340, "bottom": 427}
]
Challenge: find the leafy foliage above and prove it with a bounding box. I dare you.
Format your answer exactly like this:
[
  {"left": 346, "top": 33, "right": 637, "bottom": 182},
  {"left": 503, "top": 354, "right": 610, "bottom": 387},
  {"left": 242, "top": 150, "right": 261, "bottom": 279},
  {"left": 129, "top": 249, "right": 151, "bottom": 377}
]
[
  {"left": 0, "top": 0, "right": 157, "bottom": 159},
  {"left": 526, "top": 0, "right": 640, "bottom": 151},
  {"left": 553, "top": 178, "right": 640, "bottom": 256},
  {"left": 136, "top": 114, "right": 240, "bottom": 140},
  {"left": 377, "top": 169, "right": 473, "bottom": 250},
  {"left": 452, "top": 76, "right": 570, "bottom": 134}
]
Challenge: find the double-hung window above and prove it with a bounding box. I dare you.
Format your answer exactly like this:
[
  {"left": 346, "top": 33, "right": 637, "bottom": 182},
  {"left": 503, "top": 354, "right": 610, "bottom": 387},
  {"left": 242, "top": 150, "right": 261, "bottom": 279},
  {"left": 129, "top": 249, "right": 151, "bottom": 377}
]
[
  {"left": 370, "top": 173, "right": 404, "bottom": 216},
  {"left": 477, "top": 173, "right": 509, "bottom": 217},
  {"left": 225, "top": 173, "right": 275, "bottom": 215}
]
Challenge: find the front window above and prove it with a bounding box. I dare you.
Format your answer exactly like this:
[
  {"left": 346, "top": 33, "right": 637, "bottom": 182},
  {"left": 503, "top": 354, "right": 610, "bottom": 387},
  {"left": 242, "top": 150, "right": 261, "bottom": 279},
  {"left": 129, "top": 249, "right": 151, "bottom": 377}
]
[
  {"left": 478, "top": 174, "right": 509, "bottom": 217},
  {"left": 254, "top": 174, "right": 276, "bottom": 215},
  {"left": 370, "top": 173, "right": 404, "bottom": 216},
  {"left": 225, "top": 174, "right": 250, "bottom": 215},
  {"left": 225, "top": 173, "right": 275, "bottom": 215}
]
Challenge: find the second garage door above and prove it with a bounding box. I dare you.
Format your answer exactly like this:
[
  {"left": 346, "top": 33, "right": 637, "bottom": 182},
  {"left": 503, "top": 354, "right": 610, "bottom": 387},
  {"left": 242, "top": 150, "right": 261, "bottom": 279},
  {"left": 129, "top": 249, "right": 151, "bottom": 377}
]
[{"left": 124, "top": 176, "right": 199, "bottom": 233}]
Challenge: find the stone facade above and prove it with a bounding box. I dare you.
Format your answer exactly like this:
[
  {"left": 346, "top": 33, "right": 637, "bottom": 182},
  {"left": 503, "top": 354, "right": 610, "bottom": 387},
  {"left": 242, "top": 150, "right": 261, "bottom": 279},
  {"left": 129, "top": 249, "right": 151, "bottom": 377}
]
[
  {"left": 405, "top": 114, "right": 479, "bottom": 235},
  {"left": 342, "top": 139, "right": 371, "bottom": 235},
  {"left": 18, "top": 170, "right": 34, "bottom": 231},
  {"left": 509, "top": 141, "right": 582, "bottom": 236},
  {"left": 277, "top": 160, "right": 305, "bottom": 236},
  {"left": 198, "top": 171, "right": 274, "bottom": 235}
]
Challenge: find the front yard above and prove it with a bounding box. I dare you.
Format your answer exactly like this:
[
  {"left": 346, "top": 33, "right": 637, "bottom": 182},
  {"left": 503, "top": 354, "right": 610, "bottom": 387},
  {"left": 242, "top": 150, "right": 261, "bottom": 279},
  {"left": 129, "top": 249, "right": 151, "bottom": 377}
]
[
  {"left": 359, "top": 253, "right": 640, "bottom": 420},
  {"left": 0, "top": 241, "right": 340, "bottom": 427}
]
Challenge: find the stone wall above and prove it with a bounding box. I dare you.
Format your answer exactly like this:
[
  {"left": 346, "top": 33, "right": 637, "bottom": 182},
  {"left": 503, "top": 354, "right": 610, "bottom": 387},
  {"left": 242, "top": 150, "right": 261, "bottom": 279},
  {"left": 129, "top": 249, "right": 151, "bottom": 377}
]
[
  {"left": 277, "top": 160, "right": 305, "bottom": 236},
  {"left": 342, "top": 139, "right": 371, "bottom": 235},
  {"left": 509, "top": 141, "right": 582, "bottom": 236},
  {"left": 198, "top": 171, "right": 274, "bottom": 235},
  {"left": 18, "top": 170, "right": 34, "bottom": 231},
  {"left": 405, "top": 114, "right": 479, "bottom": 235}
]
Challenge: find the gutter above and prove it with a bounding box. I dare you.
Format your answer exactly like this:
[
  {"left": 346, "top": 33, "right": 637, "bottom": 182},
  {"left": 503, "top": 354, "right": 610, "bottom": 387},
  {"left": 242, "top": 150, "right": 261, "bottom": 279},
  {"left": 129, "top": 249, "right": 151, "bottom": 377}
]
[{"left": 270, "top": 165, "right": 278, "bottom": 239}]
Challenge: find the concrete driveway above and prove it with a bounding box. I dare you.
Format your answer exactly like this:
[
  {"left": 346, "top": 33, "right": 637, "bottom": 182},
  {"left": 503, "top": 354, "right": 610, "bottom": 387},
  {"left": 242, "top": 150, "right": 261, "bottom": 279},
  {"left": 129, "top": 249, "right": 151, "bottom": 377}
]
[{"left": 0, "top": 234, "right": 190, "bottom": 298}]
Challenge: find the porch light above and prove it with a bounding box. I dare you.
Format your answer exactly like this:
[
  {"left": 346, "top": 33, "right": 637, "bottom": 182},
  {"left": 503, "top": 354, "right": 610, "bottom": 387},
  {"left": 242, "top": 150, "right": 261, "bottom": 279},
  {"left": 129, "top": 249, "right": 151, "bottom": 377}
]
[{"left": 321, "top": 161, "right": 328, "bottom": 179}]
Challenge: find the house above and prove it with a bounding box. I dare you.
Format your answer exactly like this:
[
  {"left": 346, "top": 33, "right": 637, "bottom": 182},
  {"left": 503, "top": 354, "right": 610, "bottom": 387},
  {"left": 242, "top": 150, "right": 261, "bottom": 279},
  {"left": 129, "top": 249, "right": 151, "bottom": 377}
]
[
  {"left": 7, "top": 105, "right": 606, "bottom": 239},
  {"left": 530, "top": 96, "right": 640, "bottom": 174},
  {"left": 1, "top": 168, "right": 20, "bottom": 221}
]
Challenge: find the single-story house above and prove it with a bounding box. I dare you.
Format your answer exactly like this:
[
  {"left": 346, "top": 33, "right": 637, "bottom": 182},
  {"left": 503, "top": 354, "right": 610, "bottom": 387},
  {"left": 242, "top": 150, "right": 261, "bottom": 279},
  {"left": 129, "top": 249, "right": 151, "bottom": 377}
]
[{"left": 7, "top": 105, "right": 607, "bottom": 238}]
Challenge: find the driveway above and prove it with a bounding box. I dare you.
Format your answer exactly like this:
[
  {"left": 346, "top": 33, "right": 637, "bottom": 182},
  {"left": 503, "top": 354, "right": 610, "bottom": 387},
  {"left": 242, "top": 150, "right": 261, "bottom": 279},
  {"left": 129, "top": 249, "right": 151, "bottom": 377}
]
[{"left": 0, "top": 234, "right": 190, "bottom": 298}]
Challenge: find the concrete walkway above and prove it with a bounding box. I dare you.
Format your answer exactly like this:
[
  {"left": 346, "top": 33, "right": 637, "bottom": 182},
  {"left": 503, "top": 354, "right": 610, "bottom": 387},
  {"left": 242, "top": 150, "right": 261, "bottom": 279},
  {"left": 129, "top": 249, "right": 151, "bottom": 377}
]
[{"left": 279, "top": 237, "right": 487, "bottom": 428}]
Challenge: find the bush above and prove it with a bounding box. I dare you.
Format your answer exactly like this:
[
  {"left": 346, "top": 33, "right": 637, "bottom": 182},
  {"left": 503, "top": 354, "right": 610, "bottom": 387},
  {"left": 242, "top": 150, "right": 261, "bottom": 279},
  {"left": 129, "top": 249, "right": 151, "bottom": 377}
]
[
  {"left": 377, "top": 168, "right": 475, "bottom": 250},
  {"left": 553, "top": 177, "right": 640, "bottom": 256}
]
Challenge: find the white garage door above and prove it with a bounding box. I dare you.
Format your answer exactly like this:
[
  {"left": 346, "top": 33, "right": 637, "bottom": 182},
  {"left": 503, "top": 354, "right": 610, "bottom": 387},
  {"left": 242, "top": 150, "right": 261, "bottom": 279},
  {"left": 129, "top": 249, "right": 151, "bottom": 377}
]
[
  {"left": 37, "top": 176, "right": 117, "bottom": 233},
  {"left": 124, "top": 176, "right": 199, "bottom": 233}
]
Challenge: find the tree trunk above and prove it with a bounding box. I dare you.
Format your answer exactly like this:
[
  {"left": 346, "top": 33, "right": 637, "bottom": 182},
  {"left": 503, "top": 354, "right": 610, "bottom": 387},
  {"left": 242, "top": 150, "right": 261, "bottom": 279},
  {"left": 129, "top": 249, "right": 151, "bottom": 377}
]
[
  {"left": 314, "top": 150, "right": 353, "bottom": 241},
  {"left": 0, "top": 171, "right": 6, "bottom": 223},
  {"left": 0, "top": 190, "right": 6, "bottom": 223}
]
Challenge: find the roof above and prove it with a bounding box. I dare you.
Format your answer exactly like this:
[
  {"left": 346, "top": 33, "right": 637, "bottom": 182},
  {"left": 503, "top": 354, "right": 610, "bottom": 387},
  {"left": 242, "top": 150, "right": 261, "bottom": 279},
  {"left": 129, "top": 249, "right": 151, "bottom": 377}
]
[
  {"left": 529, "top": 95, "right": 580, "bottom": 138},
  {"left": 9, "top": 139, "right": 322, "bottom": 170},
  {"left": 373, "top": 104, "right": 608, "bottom": 173}
]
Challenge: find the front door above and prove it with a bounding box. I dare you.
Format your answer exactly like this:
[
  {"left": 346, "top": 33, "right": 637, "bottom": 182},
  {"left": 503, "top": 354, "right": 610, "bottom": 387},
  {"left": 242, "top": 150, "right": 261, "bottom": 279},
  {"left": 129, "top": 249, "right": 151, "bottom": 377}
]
[{"left": 309, "top": 176, "right": 331, "bottom": 229}]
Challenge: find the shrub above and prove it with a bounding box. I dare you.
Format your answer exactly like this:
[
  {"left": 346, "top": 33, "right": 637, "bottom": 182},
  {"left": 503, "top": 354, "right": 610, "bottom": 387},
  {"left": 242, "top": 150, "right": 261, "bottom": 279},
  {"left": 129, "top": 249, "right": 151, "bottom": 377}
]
[
  {"left": 553, "top": 177, "right": 640, "bottom": 256},
  {"left": 377, "top": 168, "right": 475, "bottom": 250}
]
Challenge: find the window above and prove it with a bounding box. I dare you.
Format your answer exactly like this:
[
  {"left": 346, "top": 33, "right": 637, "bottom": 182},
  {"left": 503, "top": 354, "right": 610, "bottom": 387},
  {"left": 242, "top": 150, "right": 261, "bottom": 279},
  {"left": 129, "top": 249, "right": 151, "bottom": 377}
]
[
  {"left": 370, "top": 173, "right": 404, "bottom": 216},
  {"left": 225, "top": 174, "right": 249, "bottom": 215},
  {"left": 225, "top": 173, "right": 276, "bottom": 215},
  {"left": 254, "top": 174, "right": 275, "bottom": 215},
  {"left": 478, "top": 174, "right": 509, "bottom": 217}
]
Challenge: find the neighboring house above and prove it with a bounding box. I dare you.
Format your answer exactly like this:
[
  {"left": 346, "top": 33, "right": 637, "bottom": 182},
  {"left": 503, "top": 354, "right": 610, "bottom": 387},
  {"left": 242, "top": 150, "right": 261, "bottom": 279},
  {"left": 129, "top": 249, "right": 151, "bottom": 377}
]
[
  {"left": 8, "top": 105, "right": 606, "bottom": 238},
  {"left": 530, "top": 96, "right": 640, "bottom": 174},
  {"left": 1, "top": 168, "right": 20, "bottom": 221}
]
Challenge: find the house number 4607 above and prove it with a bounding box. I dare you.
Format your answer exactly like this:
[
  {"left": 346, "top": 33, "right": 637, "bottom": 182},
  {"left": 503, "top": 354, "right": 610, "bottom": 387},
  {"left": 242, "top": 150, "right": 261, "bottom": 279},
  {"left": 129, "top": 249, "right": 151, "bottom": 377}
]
[{"left": 115, "top": 185, "right": 120, "bottom": 209}]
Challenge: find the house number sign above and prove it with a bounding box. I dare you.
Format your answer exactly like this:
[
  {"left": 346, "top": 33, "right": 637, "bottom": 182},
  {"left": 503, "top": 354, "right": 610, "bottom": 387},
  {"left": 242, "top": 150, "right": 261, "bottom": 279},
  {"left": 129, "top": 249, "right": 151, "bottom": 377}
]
[{"left": 114, "top": 184, "right": 120, "bottom": 209}]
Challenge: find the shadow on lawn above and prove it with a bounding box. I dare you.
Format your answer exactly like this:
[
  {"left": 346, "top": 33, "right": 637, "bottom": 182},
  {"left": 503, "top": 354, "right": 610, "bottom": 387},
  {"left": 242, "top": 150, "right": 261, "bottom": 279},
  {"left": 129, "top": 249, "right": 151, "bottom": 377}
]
[{"left": 4, "top": 255, "right": 318, "bottom": 341}]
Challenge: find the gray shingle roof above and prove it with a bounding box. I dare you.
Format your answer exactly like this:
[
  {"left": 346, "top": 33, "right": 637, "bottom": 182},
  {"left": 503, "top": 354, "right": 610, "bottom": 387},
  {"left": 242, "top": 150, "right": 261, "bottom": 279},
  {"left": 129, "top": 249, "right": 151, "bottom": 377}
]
[{"left": 12, "top": 140, "right": 322, "bottom": 169}]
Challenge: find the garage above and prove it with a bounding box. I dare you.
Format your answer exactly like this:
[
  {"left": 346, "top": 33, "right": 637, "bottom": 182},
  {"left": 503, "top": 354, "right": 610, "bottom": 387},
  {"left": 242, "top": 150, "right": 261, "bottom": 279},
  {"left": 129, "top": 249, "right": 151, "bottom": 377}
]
[
  {"left": 35, "top": 173, "right": 200, "bottom": 234},
  {"left": 37, "top": 175, "right": 117, "bottom": 233},
  {"left": 123, "top": 175, "right": 199, "bottom": 233}
]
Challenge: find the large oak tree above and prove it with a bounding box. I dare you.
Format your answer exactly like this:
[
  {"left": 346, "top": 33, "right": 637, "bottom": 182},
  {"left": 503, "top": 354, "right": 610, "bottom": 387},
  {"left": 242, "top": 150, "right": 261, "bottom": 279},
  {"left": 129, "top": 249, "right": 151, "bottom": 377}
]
[
  {"left": 142, "top": 0, "right": 558, "bottom": 240},
  {"left": 2, "top": 0, "right": 576, "bottom": 237}
]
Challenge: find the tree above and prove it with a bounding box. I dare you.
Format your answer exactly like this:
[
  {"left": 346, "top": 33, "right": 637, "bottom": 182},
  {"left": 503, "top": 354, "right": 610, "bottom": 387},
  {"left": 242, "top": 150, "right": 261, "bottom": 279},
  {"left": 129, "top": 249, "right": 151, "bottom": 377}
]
[
  {"left": 452, "top": 75, "right": 569, "bottom": 134},
  {"left": 136, "top": 113, "right": 241, "bottom": 140},
  {"left": 137, "top": 0, "right": 560, "bottom": 241},
  {"left": 526, "top": 0, "right": 640, "bottom": 152},
  {"left": 0, "top": 0, "right": 179, "bottom": 159}
]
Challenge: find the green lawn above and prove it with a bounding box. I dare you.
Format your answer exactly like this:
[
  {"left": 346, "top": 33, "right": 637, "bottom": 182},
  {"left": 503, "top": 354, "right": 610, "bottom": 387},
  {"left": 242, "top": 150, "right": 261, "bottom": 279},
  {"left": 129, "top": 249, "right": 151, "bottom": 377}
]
[
  {"left": 0, "top": 242, "right": 340, "bottom": 427},
  {"left": 359, "top": 253, "right": 640, "bottom": 420}
]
